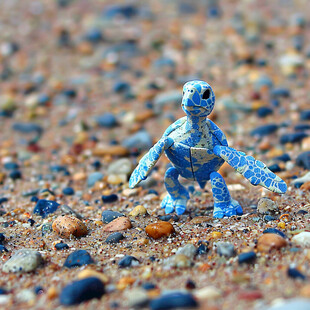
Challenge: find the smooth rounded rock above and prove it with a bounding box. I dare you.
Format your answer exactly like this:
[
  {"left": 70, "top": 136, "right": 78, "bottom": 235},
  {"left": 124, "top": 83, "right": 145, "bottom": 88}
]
[
  {"left": 103, "top": 217, "right": 132, "bottom": 232},
  {"left": 3, "top": 249, "right": 43, "bottom": 273},
  {"left": 257, "top": 233, "right": 287, "bottom": 252},
  {"left": 63, "top": 250, "right": 94, "bottom": 268},
  {"left": 145, "top": 222, "right": 175, "bottom": 239},
  {"left": 292, "top": 232, "right": 310, "bottom": 247},
  {"left": 60, "top": 277, "right": 105, "bottom": 305},
  {"left": 87, "top": 172, "right": 104, "bottom": 187},
  {"left": 118, "top": 255, "right": 140, "bottom": 268},
  {"left": 129, "top": 205, "right": 148, "bottom": 217},
  {"left": 150, "top": 292, "right": 198, "bottom": 310},
  {"left": 101, "top": 194, "right": 118, "bottom": 203},
  {"left": 238, "top": 251, "right": 257, "bottom": 264},
  {"left": 101, "top": 210, "right": 124, "bottom": 223},
  {"left": 105, "top": 232, "right": 124, "bottom": 244},
  {"left": 52, "top": 215, "right": 88, "bottom": 238},
  {"left": 107, "top": 158, "right": 133, "bottom": 176},
  {"left": 257, "top": 197, "right": 278, "bottom": 214},
  {"left": 216, "top": 242, "right": 236, "bottom": 258},
  {"left": 33, "top": 199, "right": 60, "bottom": 218}
]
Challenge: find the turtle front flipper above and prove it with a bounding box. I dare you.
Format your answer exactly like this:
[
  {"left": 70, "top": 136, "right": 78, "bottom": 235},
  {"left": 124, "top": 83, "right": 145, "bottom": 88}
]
[
  {"left": 213, "top": 145, "right": 287, "bottom": 194},
  {"left": 129, "top": 137, "right": 174, "bottom": 188}
]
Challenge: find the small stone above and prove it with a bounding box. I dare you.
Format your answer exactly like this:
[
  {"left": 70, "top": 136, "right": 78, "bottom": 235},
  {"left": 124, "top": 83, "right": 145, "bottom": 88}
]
[
  {"left": 87, "top": 172, "right": 104, "bottom": 187},
  {"left": 280, "top": 132, "right": 308, "bottom": 144},
  {"left": 59, "top": 277, "right": 105, "bottom": 306},
  {"left": 150, "top": 292, "right": 198, "bottom": 310},
  {"left": 164, "top": 254, "right": 192, "bottom": 268},
  {"left": 129, "top": 205, "right": 148, "bottom": 217},
  {"left": 103, "top": 217, "right": 132, "bottom": 232},
  {"left": 95, "top": 113, "right": 118, "bottom": 128},
  {"left": 216, "top": 242, "right": 236, "bottom": 258},
  {"left": 60, "top": 204, "right": 83, "bottom": 219},
  {"left": 62, "top": 187, "right": 74, "bottom": 196},
  {"left": 118, "top": 255, "right": 140, "bottom": 268},
  {"left": 122, "top": 130, "right": 153, "bottom": 152},
  {"left": 105, "top": 232, "right": 124, "bottom": 244},
  {"left": 263, "top": 228, "right": 287, "bottom": 238},
  {"left": 77, "top": 269, "right": 109, "bottom": 283},
  {"left": 238, "top": 251, "right": 257, "bottom": 265},
  {"left": 176, "top": 244, "right": 197, "bottom": 259},
  {"left": 250, "top": 124, "right": 278, "bottom": 137},
  {"left": 257, "top": 197, "right": 278, "bottom": 214},
  {"left": 33, "top": 199, "right": 60, "bottom": 218},
  {"left": 288, "top": 267, "right": 306, "bottom": 280},
  {"left": 101, "top": 194, "right": 118, "bottom": 203},
  {"left": 125, "top": 288, "right": 149, "bottom": 308},
  {"left": 292, "top": 232, "right": 310, "bottom": 247},
  {"left": 296, "top": 151, "right": 310, "bottom": 170},
  {"left": 196, "top": 242, "right": 209, "bottom": 255},
  {"left": 3, "top": 249, "right": 43, "bottom": 273},
  {"left": 257, "top": 233, "right": 287, "bottom": 252},
  {"left": 63, "top": 250, "right": 94, "bottom": 268},
  {"left": 101, "top": 210, "right": 124, "bottom": 223},
  {"left": 145, "top": 222, "right": 175, "bottom": 239},
  {"left": 41, "top": 223, "right": 53, "bottom": 236},
  {"left": 211, "top": 231, "right": 222, "bottom": 239},
  {"left": 55, "top": 242, "right": 69, "bottom": 250},
  {"left": 107, "top": 174, "right": 127, "bottom": 185},
  {"left": 194, "top": 286, "right": 221, "bottom": 300},
  {"left": 52, "top": 215, "right": 88, "bottom": 238},
  {"left": 107, "top": 158, "right": 133, "bottom": 176}
]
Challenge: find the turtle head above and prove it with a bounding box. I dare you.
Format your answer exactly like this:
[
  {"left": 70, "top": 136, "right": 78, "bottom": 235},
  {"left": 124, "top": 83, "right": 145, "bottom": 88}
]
[{"left": 181, "top": 80, "right": 215, "bottom": 117}]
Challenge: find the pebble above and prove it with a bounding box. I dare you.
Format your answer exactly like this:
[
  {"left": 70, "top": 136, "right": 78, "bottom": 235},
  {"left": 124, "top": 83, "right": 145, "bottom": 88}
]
[
  {"left": 63, "top": 250, "right": 94, "bottom": 268},
  {"left": 122, "top": 130, "right": 153, "bottom": 152},
  {"left": 33, "top": 199, "right": 60, "bottom": 218},
  {"left": 292, "top": 171, "right": 310, "bottom": 186},
  {"left": 216, "top": 242, "right": 236, "bottom": 258},
  {"left": 129, "top": 205, "right": 148, "bottom": 217},
  {"left": 257, "top": 233, "right": 287, "bottom": 252},
  {"left": 287, "top": 267, "right": 306, "bottom": 280},
  {"left": 0, "top": 245, "right": 8, "bottom": 253},
  {"left": 250, "top": 124, "right": 278, "bottom": 137},
  {"left": 300, "top": 110, "right": 310, "bottom": 121},
  {"left": 164, "top": 254, "right": 192, "bottom": 268},
  {"left": 125, "top": 288, "right": 149, "bottom": 308},
  {"left": 292, "top": 232, "right": 310, "bottom": 247},
  {"left": 118, "top": 255, "right": 140, "bottom": 268},
  {"left": 193, "top": 286, "right": 221, "bottom": 301},
  {"left": 107, "top": 158, "right": 133, "bottom": 176},
  {"left": 101, "top": 194, "right": 118, "bottom": 203},
  {"left": 263, "top": 228, "right": 287, "bottom": 239},
  {"left": 9, "top": 170, "right": 22, "bottom": 180},
  {"left": 150, "top": 292, "right": 198, "bottom": 310},
  {"left": 238, "top": 251, "right": 257, "bottom": 265},
  {"left": 41, "top": 223, "right": 53, "bottom": 236},
  {"left": 87, "top": 172, "right": 104, "bottom": 187},
  {"left": 105, "top": 232, "right": 124, "bottom": 244},
  {"left": 77, "top": 269, "right": 109, "bottom": 283},
  {"left": 196, "top": 242, "right": 209, "bottom": 255},
  {"left": 95, "top": 113, "right": 118, "bottom": 128},
  {"left": 59, "top": 277, "right": 105, "bottom": 306},
  {"left": 55, "top": 242, "right": 69, "bottom": 250},
  {"left": 60, "top": 204, "right": 83, "bottom": 219},
  {"left": 280, "top": 132, "right": 308, "bottom": 144},
  {"left": 145, "top": 222, "right": 175, "bottom": 239},
  {"left": 0, "top": 233, "right": 5, "bottom": 244},
  {"left": 257, "top": 197, "right": 279, "bottom": 214},
  {"left": 62, "top": 187, "right": 74, "bottom": 195},
  {"left": 103, "top": 217, "right": 132, "bottom": 232},
  {"left": 264, "top": 298, "right": 310, "bottom": 310},
  {"left": 3, "top": 249, "right": 43, "bottom": 273},
  {"left": 101, "top": 210, "right": 125, "bottom": 223},
  {"left": 176, "top": 244, "right": 197, "bottom": 259},
  {"left": 296, "top": 151, "right": 310, "bottom": 170},
  {"left": 52, "top": 215, "right": 88, "bottom": 238}
]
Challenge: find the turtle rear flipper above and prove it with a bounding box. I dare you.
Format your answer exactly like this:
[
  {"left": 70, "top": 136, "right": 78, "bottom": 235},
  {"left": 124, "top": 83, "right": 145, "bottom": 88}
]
[
  {"left": 213, "top": 145, "right": 287, "bottom": 194},
  {"left": 129, "top": 137, "right": 174, "bottom": 188}
]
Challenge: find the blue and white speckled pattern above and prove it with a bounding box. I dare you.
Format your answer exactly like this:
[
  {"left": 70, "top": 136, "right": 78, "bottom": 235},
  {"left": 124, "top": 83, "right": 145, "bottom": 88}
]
[{"left": 129, "top": 80, "right": 287, "bottom": 218}]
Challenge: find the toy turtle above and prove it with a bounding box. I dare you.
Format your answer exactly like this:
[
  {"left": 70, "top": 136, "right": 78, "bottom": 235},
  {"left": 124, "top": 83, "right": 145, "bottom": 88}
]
[{"left": 129, "top": 80, "right": 287, "bottom": 218}]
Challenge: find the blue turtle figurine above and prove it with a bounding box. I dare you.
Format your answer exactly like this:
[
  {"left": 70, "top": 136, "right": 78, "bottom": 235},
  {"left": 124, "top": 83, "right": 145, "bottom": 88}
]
[{"left": 129, "top": 80, "right": 287, "bottom": 218}]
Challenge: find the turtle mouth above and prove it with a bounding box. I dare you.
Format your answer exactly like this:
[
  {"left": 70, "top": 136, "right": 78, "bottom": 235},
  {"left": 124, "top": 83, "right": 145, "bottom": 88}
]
[{"left": 182, "top": 103, "right": 208, "bottom": 112}]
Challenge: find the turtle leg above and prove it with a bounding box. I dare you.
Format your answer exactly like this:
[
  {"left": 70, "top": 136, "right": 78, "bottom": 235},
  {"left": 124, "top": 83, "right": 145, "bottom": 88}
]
[
  {"left": 161, "top": 167, "right": 190, "bottom": 215},
  {"left": 210, "top": 171, "right": 243, "bottom": 218}
]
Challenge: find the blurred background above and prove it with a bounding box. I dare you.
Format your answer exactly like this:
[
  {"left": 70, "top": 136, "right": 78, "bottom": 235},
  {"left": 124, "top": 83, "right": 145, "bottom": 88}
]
[{"left": 0, "top": 0, "right": 309, "bottom": 172}]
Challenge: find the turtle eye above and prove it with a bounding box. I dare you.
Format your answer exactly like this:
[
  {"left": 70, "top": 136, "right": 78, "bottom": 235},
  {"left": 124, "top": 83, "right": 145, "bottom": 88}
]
[
  {"left": 202, "top": 89, "right": 211, "bottom": 100},
  {"left": 183, "top": 91, "right": 185, "bottom": 96}
]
